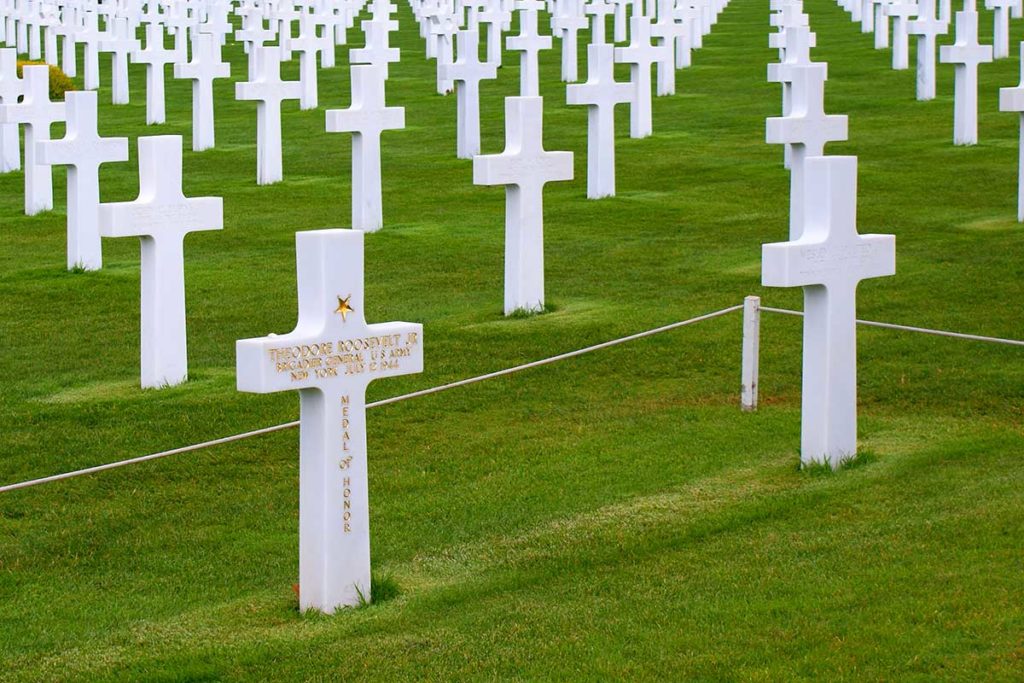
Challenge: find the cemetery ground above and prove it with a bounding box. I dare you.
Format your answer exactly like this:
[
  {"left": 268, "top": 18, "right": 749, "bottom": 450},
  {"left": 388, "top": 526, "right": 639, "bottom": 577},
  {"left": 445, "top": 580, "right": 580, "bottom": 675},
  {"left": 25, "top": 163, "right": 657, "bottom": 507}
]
[{"left": 2, "top": 0, "right": 1023, "bottom": 679}]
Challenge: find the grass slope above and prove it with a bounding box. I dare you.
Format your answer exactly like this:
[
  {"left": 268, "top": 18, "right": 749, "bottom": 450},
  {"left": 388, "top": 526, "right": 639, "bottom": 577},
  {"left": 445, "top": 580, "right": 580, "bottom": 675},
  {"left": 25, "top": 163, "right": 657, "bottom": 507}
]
[{"left": 1, "top": 0, "right": 1023, "bottom": 679}]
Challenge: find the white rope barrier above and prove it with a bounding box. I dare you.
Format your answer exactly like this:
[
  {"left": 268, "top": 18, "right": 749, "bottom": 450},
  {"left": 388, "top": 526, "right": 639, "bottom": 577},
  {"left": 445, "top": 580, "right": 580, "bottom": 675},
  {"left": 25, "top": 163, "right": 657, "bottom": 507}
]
[
  {"left": 0, "top": 304, "right": 745, "bottom": 494},
  {"left": 759, "top": 306, "right": 1024, "bottom": 347},
  {"left": 6, "top": 300, "right": 1020, "bottom": 495}
]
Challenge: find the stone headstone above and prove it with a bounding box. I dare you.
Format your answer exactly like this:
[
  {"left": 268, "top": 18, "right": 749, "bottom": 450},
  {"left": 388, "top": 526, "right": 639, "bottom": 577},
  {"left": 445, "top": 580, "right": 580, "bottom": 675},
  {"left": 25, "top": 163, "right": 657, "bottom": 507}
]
[
  {"left": 37, "top": 90, "right": 128, "bottom": 271},
  {"left": 477, "top": 0, "right": 511, "bottom": 66},
  {"left": 552, "top": 0, "right": 586, "bottom": 82},
  {"left": 766, "top": 63, "right": 848, "bottom": 239},
  {"left": 74, "top": 13, "right": 106, "bottom": 91},
  {"left": 939, "top": 0, "right": 992, "bottom": 145},
  {"left": 325, "top": 63, "right": 405, "bottom": 232},
  {"left": 56, "top": 9, "right": 79, "bottom": 78},
  {"left": 133, "top": 22, "right": 180, "bottom": 125},
  {"left": 236, "top": 229, "right": 424, "bottom": 613},
  {"left": 907, "top": 0, "right": 948, "bottom": 100},
  {"left": 98, "top": 135, "right": 224, "bottom": 388},
  {"left": 289, "top": 10, "right": 323, "bottom": 110},
  {"left": 350, "top": 17, "right": 401, "bottom": 78},
  {"left": 98, "top": 16, "right": 138, "bottom": 105},
  {"left": 984, "top": 0, "right": 1013, "bottom": 59},
  {"left": 566, "top": 42, "right": 633, "bottom": 198},
  {"left": 428, "top": 12, "right": 459, "bottom": 94},
  {"left": 762, "top": 156, "right": 895, "bottom": 469},
  {"left": 235, "top": 45, "right": 302, "bottom": 185},
  {"left": 767, "top": 25, "right": 819, "bottom": 170},
  {"left": 443, "top": 27, "right": 498, "bottom": 158},
  {"left": 611, "top": 0, "right": 630, "bottom": 41},
  {"left": 473, "top": 96, "right": 573, "bottom": 315},
  {"left": 652, "top": 0, "right": 689, "bottom": 77},
  {"left": 885, "top": 0, "right": 918, "bottom": 70},
  {"left": 615, "top": 16, "right": 671, "bottom": 138},
  {"left": 585, "top": 0, "right": 615, "bottom": 45},
  {"left": 0, "top": 64, "right": 65, "bottom": 215},
  {"left": 998, "top": 41, "right": 1024, "bottom": 221},
  {"left": 0, "top": 47, "right": 21, "bottom": 173},
  {"left": 873, "top": 0, "right": 890, "bottom": 49},
  {"left": 236, "top": 11, "right": 277, "bottom": 75},
  {"left": 174, "top": 33, "right": 231, "bottom": 151},
  {"left": 507, "top": 0, "right": 552, "bottom": 96}
]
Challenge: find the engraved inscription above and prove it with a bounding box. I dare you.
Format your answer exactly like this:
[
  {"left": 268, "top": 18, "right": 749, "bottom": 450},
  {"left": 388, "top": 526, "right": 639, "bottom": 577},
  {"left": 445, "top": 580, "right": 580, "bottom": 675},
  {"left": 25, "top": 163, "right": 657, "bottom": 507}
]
[
  {"left": 267, "top": 331, "right": 421, "bottom": 383},
  {"left": 798, "top": 243, "right": 876, "bottom": 277}
]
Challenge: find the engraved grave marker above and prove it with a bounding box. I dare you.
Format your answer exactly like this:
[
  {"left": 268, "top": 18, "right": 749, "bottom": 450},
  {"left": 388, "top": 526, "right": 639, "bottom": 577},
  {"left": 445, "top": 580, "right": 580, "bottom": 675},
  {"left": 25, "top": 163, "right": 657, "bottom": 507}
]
[{"left": 236, "top": 229, "right": 423, "bottom": 613}]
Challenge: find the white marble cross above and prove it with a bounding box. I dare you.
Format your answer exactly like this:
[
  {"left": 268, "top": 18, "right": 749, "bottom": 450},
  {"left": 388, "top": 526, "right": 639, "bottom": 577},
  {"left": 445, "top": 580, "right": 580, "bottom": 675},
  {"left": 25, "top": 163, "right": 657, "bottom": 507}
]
[
  {"left": 585, "top": 0, "right": 614, "bottom": 45},
  {"left": 164, "top": 4, "right": 193, "bottom": 56},
  {"left": 552, "top": 0, "right": 587, "bottom": 82},
  {"left": 289, "top": 11, "right": 323, "bottom": 110},
  {"left": 766, "top": 64, "right": 848, "bottom": 239},
  {"left": 652, "top": 0, "right": 688, "bottom": 79},
  {"left": 873, "top": 0, "right": 891, "bottom": 50},
  {"left": 25, "top": 3, "right": 43, "bottom": 60},
  {"left": 615, "top": 16, "right": 671, "bottom": 138},
  {"left": 174, "top": 33, "right": 231, "bottom": 151},
  {"left": 939, "top": 1, "right": 992, "bottom": 145},
  {"left": 36, "top": 91, "right": 128, "bottom": 271},
  {"left": 199, "top": 5, "right": 233, "bottom": 46},
  {"left": 133, "top": 23, "right": 180, "bottom": 125},
  {"left": 999, "top": 42, "right": 1024, "bottom": 221},
  {"left": 443, "top": 27, "right": 497, "bottom": 158},
  {"left": 566, "top": 43, "right": 632, "bottom": 198},
  {"left": 885, "top": 0, "right": 918, "bottom": 70},
  {"left": 861, "top": 0, "right": 876, "bottom": 32},
  {"left": 98, "top": 16, "right": 138, "bottom": 105},
  {"left": 762, "top": 156, "right": 895, "bottom": 469},
  {"left": 77, "top": 11, "right": 104, "bottom": 90},
  {"left": 473, "top": 96, "right": 573, "bottom": 314},
  {"left": 907, "top": 0, "right": 948, "bottom": 100},
  {"left": 611, "top": 0, "right": 630, "bottom": 41},
  {"left": 429, "top": 12, "right": 459, "bottom": 94},
  {"left": 984, "top": 0, "right": 1013, "bottom": 59},
  {"left": 767, "top": 25, "right": 818, "bottom": 170},
  {"left": 41, "top": 9, "right": 58, "bottom": 66},
  {"left": 236, "top": 229, "right": 423, "bottom": 613},
  {"left": 236, "top": 45, "right": 302, "bottom": 185},
  {"left": 506, "top": 0, "right": 552, "bottom": 96},
  {"left": 315, "top": 13, "right": 341, "bottom": 69},
  {"left": 477, "top": 1, "right": 511, "bottom": 66},
  {"left": 350, "top": 17, "right": 401, "bottom": 78},
  {"left": 0, "top": 47, "right": 21, "bottom": 172},
  {"left": 98, "top": 135, "right": 223, "bottom": 388},
  {"left": 0, "top": 64, "right": 65, "bottom": 215},
  {"left": 236, "top": 11, "right": 276, "bottom": 75},
  {"left": 54, "top": 10, "right": 79, "bottom": 78},
  {"left": 326, "top": 63, "right": 405, "bottom": 232}
]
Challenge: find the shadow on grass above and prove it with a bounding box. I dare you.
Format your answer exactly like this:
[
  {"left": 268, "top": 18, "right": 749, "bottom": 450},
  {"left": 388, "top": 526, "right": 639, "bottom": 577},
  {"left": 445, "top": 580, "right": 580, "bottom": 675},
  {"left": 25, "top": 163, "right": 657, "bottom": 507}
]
[
  {"left": 503, "top": 302, "right": 559, "bottom": 319},
  {"left": 293, "top": 571, "right": 402, "bottom": 617},
  {"left": 799, "top": 450, "right": 880, "bottom": 477}
]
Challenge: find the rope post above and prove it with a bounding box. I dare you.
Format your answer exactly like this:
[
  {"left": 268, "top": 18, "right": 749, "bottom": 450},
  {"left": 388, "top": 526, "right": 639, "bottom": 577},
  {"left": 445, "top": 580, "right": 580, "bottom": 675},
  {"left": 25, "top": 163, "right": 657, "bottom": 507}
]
[{"left": 741, "top": 295, "right": 761, "bottom": 412}]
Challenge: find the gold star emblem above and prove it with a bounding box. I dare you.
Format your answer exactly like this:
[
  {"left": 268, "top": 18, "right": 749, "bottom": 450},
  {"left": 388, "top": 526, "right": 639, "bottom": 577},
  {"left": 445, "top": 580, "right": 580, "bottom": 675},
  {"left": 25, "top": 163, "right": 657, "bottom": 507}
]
[{"left": 334, "top": 295, "right": 354, "bottom": 322}]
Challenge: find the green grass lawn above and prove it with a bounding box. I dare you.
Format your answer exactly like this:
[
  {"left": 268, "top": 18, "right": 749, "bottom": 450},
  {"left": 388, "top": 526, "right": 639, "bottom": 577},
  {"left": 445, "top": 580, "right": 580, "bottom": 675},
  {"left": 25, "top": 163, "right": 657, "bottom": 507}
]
[{"left": 1, "top": 0, "right": 1023, "bottom": 679}]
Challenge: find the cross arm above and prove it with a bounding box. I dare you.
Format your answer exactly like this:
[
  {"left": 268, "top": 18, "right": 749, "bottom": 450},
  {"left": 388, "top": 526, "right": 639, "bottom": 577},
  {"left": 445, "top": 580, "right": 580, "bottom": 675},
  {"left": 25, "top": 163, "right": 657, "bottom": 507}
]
[
  {"left": 765, "top": 113, "right": 848, "bottom": 146},
  {"left": 325, "top": 106, "right": 405, "bottom": 134},
  {"left": 762, "top": 234, "right": 896, "bottom": 288},
  {"left": 98, "top": 197, "right": 224, "bottom": 239},
  {"left": 37, "top": 136, "right": 129, "bottom": 167}
]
